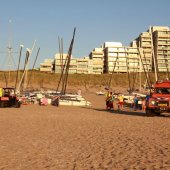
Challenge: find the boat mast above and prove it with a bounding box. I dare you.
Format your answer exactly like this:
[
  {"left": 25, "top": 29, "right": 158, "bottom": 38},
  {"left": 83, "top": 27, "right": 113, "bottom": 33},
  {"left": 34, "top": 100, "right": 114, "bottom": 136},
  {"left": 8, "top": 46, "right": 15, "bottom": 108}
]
[
  {"left": 56, "top": 28, "right": 76, "bottom": 95},
  {"left": 162, "top": 46, "right": 170, "bottom": 79},
  {"left": 108, "top": 48, "right": 119, "bottom": 89},
  {"left": 150, "top": 26, "right": 158, "bottom": 81}
]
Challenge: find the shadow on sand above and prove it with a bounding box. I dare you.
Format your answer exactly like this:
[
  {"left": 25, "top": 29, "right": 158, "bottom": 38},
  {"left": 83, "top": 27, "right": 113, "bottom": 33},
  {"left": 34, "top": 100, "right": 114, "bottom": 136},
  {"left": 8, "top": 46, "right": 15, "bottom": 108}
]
[
  {"left": 93, "top": 108, "right": 146, "bottom": 117},
  {"left": 91, "top": 107, "right": 170, "bottom": 118}
]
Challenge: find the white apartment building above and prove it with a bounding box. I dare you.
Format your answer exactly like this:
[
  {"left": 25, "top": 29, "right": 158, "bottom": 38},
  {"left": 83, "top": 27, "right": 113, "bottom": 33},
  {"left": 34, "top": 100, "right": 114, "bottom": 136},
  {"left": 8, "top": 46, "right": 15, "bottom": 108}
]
[
  {"left": 89, "top": 48, "right": 104, "bottom": 74},
  {"left": 40, "top": 59, "right": 54, "bottom": 72},
  {"left": 103, "top": 42, "right": 139, "bottom": 73},
  {"left": 54, "top": 53, "right": 77, "bottom": 74},
  {"left": 133, "top": 32, "right": 152, "bottom": 72},
  {"left": 40, "top": 25, "right": 170, "bottom": 75},
  {"left": 133, "top": 26, "right": 170, "bottom": 73},
  {"left": 53, "top": 53, "right": 93, "bottom": 74},
  {"left": 151, "top": 26, "right": 170, "bottom": 72},
  {"left": 77, "top": 57, "right": 93, "bottom": 74}
]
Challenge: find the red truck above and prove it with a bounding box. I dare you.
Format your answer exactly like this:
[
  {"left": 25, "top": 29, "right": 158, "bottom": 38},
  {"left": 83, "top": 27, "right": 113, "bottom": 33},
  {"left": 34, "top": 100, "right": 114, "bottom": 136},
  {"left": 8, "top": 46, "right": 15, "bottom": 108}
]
[{"left": 145, "top": 80, "right": 170, "bottom": 116}]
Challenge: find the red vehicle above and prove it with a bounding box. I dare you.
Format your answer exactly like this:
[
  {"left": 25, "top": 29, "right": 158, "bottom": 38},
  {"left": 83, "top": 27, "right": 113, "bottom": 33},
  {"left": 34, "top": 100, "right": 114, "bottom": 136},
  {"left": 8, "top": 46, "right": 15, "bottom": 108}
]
[
  {"left": 0, "top": 87, "right": 21, "bottom": 108},
  {"left": 145, "top": 80, "right": 170, "bottom": 116}
]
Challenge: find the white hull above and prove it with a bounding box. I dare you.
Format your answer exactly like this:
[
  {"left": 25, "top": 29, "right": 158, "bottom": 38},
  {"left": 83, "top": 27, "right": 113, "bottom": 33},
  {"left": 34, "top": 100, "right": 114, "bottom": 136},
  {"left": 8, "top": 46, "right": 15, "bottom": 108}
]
[{"left": 59, "top": 100, "right": 91, "bottom": 106}]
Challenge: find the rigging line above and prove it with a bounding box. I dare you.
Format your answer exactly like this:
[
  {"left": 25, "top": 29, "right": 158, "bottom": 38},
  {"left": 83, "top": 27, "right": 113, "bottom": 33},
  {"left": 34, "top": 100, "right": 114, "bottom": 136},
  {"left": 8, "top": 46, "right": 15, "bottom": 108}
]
[
  {"left": 16, "top": 50, "right": 30, "bottom": 93},
  {"left": 142, "top": 48, "right": 152, "bottom": 86},
  {"left": 26, "top": 48, "right": 40, "bottom": 88},
  {"left": 162, "top": 46, "right": 170, "bottom": 79},
  {"left": 14, "top": 45, "right": 23, "bottom": 94},
  {"left": 132, "top": 58, "right": 136, "bottom": 91},
  {"left": 0, "top": 54, "right": 7, "bottom": 70},
  {"left": 108, "top": 49, "right": 119, "bottom": 89},
  {"left": 138, "top": 48, "right": 152, "bottom": 94},
  {"left": 150, "top": 31, "right": 158, "bottom": 81},
  {"left": 3, "top": 72, "right": 8, "bottom": 88},
  {"left": 56, "top": 48, "right": 69, "bottom": 92},
  {"left": 125, "top": 48, "right": 131, "bottom": 93},
  {"left": 61, "top": 28, "right": 76, "bottom": 95},
  {"left": 132, "top": 57, "right": 139, "bottom": 91},
  {"left": 58, "top": 36, "right": 62, "bottom": 72},
  {"left": 132, "top": 57, "right": 136, "bottom": 91}
]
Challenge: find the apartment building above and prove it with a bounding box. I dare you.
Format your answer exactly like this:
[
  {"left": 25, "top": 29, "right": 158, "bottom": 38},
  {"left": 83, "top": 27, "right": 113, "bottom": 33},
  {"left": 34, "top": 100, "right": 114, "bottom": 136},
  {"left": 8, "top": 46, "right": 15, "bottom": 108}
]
[
  {"left": 133, "top": 32, "right": 152, "bottom": 72},
  {"left": 54, "top": 53, "right": 77, "bottom": 74},
  {"left": 89, "top": 48, "right": 104, "bottom": 74},
  {"left": 40, "top": 25, "right": 170, "bottom": 75},
  {"left": 53, "top": 53, "right": 93, "bottom": 74},
  {"left": 132, "top": 26, "right": 170, "bottom": 73},
  {"left": 151, "top": 26, "right": 170, "bottom": 72},
  {"left": 40, "top": 59, "right": 54, "bottom": 72},
  {"left": 126, "top": 47, "right": 140, "bottom": 72},
  {"left": 103, "top": 42, "right": 139, "bottom": 73},
  {"left": 77, "top": 57, "right": 93, "bottom": 74}
]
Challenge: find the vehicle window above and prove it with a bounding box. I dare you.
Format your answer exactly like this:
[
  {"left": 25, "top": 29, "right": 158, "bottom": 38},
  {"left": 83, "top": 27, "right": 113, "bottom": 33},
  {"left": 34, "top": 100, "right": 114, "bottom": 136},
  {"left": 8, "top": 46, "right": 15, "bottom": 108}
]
[{"left": 156, "top": 88, "right": 170, "bottom": 94}]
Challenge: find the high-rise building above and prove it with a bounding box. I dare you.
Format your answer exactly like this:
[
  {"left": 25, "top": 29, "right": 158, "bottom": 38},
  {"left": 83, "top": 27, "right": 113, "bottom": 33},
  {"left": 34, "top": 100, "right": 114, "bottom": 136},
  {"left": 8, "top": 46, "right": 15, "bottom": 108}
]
[
  {"left": 151, "top": 26, "right": 170, "bottom": 73},
  {"left": 133, "top": 26, "right": 170, "bottom": 74},
  {"left": 131, "top": 32, "right": 152, "bottom": 72}
]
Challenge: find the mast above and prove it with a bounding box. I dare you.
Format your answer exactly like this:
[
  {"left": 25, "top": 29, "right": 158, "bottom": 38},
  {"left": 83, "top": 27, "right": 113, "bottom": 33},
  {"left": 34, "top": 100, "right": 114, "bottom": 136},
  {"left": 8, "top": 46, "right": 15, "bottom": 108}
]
[
  {"left": 56, "top": 28, "right": 76, "bottom": 95},
  {"left": 61, "top": 28, "right": 76, "bottom": 95},
  {"left": 14, "top": 45, "right": 23, "bottom": 94},
  {"left": 108, "top": 48, "right": 119, "bottom": 89},
  {"left": 23, "top": 40, "right": 36, "bottom": 90},
  {"left": 16, "top": 49, "right": 31, "bottom": 94},
  {"left": 7, "top": 19, "right": 13, "bottom": 85},
  {"left": 26, "top": 48, "right": 40, "bottom": 88},
  {"left": 162, "top": 46, "right": 170, "bottom": 79},
  {"left": 138, "top": 48, "right": 152, "bottom": 94},
  {"left": 150, "top": 26, "right": 158, "bottom": 81},
  {"left": 125, "top": 47, "right": 132, "bottom": 93}
]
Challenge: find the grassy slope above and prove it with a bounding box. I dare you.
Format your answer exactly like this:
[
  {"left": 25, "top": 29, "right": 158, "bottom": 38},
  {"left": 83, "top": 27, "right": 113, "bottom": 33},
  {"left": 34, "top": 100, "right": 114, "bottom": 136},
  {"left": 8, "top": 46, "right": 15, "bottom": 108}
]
[{"left": 0, "top": 70, "right": 167, "bottom": 92}]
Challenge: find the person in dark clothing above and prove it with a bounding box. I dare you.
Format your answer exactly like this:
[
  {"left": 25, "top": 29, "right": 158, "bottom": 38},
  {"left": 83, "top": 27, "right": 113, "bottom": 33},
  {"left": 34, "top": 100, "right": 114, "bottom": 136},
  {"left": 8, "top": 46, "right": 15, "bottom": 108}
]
[{"left": 133, "top": 94, "right": 138, "bottom": 111}]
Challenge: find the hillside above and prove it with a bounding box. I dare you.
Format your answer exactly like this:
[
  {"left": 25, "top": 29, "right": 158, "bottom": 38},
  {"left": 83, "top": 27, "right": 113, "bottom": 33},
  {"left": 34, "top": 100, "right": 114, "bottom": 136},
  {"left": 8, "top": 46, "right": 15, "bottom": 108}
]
[{"left": 0, "top": 70, "right": 167, "bottom": 93}]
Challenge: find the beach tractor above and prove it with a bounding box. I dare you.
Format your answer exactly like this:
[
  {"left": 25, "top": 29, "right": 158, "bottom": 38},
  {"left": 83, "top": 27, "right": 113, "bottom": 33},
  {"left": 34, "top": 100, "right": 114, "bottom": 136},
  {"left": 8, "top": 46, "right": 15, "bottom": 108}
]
[
  {"left": 0, "top": 87, "right": 21, "bottom": 108},
  {"left": 145, "top": 80, "right": 170, "bottom": 116}
]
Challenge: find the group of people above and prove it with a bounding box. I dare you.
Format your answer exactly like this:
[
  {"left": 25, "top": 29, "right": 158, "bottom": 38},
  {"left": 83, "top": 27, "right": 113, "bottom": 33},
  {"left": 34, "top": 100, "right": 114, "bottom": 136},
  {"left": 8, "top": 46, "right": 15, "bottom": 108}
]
[
  {"left": 105, "top": 91, "right": 124, "bottom": 111},
  {"left": 130, "top": 94, "right": 146, "bottom": 111},
  {"left": 105, "top": 91, "right": 147, "bottom": 112}
]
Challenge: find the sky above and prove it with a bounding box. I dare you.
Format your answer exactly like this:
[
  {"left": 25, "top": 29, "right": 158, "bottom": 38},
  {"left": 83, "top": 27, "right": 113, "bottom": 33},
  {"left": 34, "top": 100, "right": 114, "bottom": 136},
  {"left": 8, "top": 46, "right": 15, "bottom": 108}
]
[{"left": 0, "top": 0, "right": 170, "bottom": 69}]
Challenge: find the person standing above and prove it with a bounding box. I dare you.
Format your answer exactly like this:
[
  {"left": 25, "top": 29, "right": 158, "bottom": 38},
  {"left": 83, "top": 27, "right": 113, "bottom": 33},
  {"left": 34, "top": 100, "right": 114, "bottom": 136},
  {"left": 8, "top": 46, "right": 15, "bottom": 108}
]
[
  {"left": 105, "top": 90, "right": 111, "bottom": 109},
  {"left": 118, "top": 94, "right": 124, "bottom": 111},
  {"left": 142, "top": 98, "right": 146, "bottom": 111},
  {"left": 106, "top": 91, "right": 114, "bottom": 110},
  {"left": 133, "top": 94, "right": 138, "bottom": 111}
]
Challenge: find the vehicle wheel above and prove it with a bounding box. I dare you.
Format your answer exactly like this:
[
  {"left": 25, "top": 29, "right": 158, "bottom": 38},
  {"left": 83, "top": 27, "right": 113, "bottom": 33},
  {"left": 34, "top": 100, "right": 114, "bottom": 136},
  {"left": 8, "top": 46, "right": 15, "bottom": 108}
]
[
  {"left": 146, "top": 109, "right": 155, "bottom": 117},
  {"left": 15, "top": 102, "right": 21, "bottom": 108},
  {"left": 155, "top": 112, "right": 161, "bottom": 116},
  {"left": 0, "top": 102, "right": 4, "bottom": 108},
  {"left": 53, "top": 98, "right": 59, "bottom": 107}
]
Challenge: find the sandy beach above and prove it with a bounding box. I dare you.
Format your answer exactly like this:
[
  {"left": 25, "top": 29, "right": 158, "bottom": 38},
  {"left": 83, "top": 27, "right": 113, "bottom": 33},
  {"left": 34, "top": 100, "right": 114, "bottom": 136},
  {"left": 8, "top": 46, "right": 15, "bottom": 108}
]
[{"left": 0, "top": 92, "right": 170, "bottom": 170}]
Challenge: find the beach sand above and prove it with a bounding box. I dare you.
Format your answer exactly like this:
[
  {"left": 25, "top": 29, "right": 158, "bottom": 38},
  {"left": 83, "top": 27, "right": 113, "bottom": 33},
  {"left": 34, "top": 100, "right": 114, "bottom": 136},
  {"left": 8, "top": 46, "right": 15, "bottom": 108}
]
[{"left": 0, "top": 92, "right": 170, "bottom": 170}]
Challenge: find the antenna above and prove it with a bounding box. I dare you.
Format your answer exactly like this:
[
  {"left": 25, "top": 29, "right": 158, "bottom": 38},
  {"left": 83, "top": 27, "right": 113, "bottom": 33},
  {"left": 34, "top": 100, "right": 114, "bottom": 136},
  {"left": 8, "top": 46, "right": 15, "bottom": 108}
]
[
  {"left": 7, "top": 19, "right": 13, "bottom": 85},
  {"left": 6, "top": 19, "right": 17, "bottom": 86}
]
